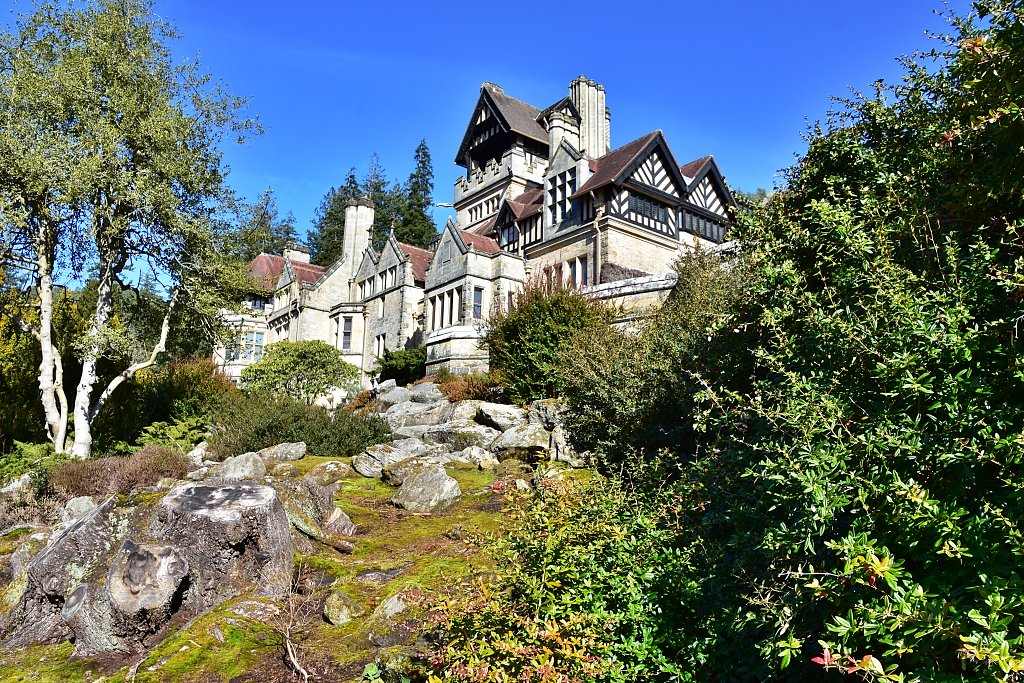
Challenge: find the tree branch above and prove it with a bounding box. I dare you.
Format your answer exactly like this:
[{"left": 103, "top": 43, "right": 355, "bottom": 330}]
[{"left": 87, "top": 288, "right": 179, "bottom": 424}]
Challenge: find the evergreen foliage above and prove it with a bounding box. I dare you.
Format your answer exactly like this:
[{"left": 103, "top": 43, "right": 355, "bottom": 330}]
[
  {"left": 375, "top": 346, "right": 426, "bottom": 387},
  {"left": 241, "top": 340, "right": 359, "bottom": 405},
  {"left": 481, "top": 281, "right": 613, "bottom": 404},
  {"left": 395, "top": 139, "right": 438, "bottom": 249},
  {"left": 231, "top": 188, "right": 299, "bottom": 261},
  {"left": 308, "top": 168, "right": 360, "bottom": 266}
]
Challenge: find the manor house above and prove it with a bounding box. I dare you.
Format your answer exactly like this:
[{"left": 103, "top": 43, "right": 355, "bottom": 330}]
[{"left": 215, "top": 76, "right": 736, "bottom": 391}]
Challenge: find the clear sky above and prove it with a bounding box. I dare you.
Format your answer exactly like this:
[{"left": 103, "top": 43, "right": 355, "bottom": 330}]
[{"left": 6, "top": 0, "right": 976, "bottom": 239}]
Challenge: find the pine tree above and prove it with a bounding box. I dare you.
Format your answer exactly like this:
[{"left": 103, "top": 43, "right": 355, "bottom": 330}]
[
  {"left": 395, "top": 139, "right": 437, "bottom": 249},
  {"left": 363, "top": 153, "right": 403, "bottom": 249}
]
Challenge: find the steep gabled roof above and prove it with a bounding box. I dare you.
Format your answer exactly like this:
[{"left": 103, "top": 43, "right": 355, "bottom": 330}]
[
  {"left": 455, "top": 83, "right": 547, "bottom": 165},
  {"left": 469, "top": 215, "right": 497, "bottom": 237},
  {"left": 679, "top": 155, "right": 713, "bottom": 181},
  {"left": 248, "top": 253, "right": 325, "bottom": 291},
  {"left": 459, "top": 230, "right": 501, "bottom": 254},
  {"left": 398, "top": 242, "right": 433, "bottom": 283},
  {"left": 505, "top": 187, "right": 544, "bottom": 220},
  {"left": 571, "top": 131, "right": 662, "bottom": 198}
]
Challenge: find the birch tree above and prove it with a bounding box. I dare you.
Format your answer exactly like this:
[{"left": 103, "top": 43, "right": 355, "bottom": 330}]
[{"left": 0, "top": 0, "right": 256, "bottom": 458}]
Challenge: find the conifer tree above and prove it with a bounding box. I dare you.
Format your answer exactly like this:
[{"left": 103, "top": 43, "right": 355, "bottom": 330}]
[
  {"left": 309, "top": 168, "right": 360, "bottom": 266},
  {"left": 395, "top": 139, "right": 437, "bottom": 249}
]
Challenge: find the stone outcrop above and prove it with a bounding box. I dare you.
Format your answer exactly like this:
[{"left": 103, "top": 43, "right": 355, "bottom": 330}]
[
  {"left": 2, "top": 482, "right": 293, "bottom": 656},
  {"left": 391, "top": 468, "right": 461, "bottom": 513}
]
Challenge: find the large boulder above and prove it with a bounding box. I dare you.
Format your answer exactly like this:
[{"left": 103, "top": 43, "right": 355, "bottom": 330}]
[
  {"left": 258, "top": 441, "right": 307, "bottom": 463},
  {"left": 440, "top": 400, "right": 483, "bottom": 424},
  {"left": 527, "top": 398, "right": 566, "bottom": 430},
  {"left": 212, "top": 452, "right": 266, "bottom": 481},
  {"left": 476, "top": 402, "right": 528, "bottom": 432},
  {"left": 324, "top": 591, "right": 366, "bottom": 626},
  {"left": 384, "top": 401, "right": 448, "bottom": 429},
  {"left": 490, "top": 423, "right": 553, "bottom": 462},
  {"left": 420, "top": 420, "right": 500, "bottom": 451},
  {"left": 303, "top": 460, "right": 355, "bottom": 487},
  {"left": 185, "top": 441, "right": 209, "bottom": 466},
  {"left": 381, "top": 458, "right": 437, "bottom": 487},
  {"left": 377, "top": 386, "right": 413, "bottom": 409},
  {"left": 3, "top": 482, "right": 293, "bottom": 656},
  {"left": 391, "top": 467, "right": 461, "bottom": 513},
  {"left": 275, "top": 478, "right": 356, "bottom": 552},
  {"left": 458, "top": 446, "right": 500, "bottom": 471},
  {"left": 354, "top": 440, "right": 428, "bottom": 479},
  {"left": 409, "top": 382, "right": 445, "bottom": 404}
]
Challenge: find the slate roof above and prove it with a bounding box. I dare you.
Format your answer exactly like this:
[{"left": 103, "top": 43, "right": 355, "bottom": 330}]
[
  {"left": 571, "top": 131, "right": 662, "bottom": 198},
  {"left": 679, "top": 155, "right": 713, "bottom": 182},
  {"left": 247, "top": 253, "right": 326, "bottom": 290},
  {"left": 459, "top": 230, "right": 501, "bottom": 254},
  {"left": 469, "top": 215, "right": 497, "bottom": 237},
  {"left": 506, "top": 188, "right": 544, "bottom": 220},
  {"left": 398, "top": 242, "right": 433, "bottom": 283},
  {"left": 485, "top": 84, "right": 547, "bottom": 145}
]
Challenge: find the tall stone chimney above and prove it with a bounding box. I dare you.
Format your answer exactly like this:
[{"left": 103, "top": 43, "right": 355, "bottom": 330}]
[
  {"left": 569, "top": 75, "right": 609, "bottom": 158},
  {"left": 343, "top": 197, "right": 374, "bottom": 279},
  {"left": 283, "top": 241, "right": 311, "bottom": 264}
]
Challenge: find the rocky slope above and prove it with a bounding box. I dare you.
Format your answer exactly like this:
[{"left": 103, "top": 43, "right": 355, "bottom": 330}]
[{"left": 0, "top": 383, "right": 581, "bottom": 682}]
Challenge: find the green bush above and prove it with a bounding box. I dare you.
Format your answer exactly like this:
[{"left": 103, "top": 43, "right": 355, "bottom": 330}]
[
  {"left": 376, "top": 346, "right": 426, "bottom": 387},
  {"left": 481, "top": 281, "right": 613, "bottom": 403},
  {"left": 557, "top": 249, "right": 746, "bottom": 460},
  {"left": 207, "top": 392, "right": 390, "bottom": 459},
  {"left": 242, "top": 340, "right": 359, "bottom": 405},
  {"left": 431, "top": 470, "right": 694, "bottom": 683}
]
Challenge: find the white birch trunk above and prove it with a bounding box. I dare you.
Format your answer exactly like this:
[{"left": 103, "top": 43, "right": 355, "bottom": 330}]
[{"left": 34, "top": 243, "right": 69, "bottom": 453}]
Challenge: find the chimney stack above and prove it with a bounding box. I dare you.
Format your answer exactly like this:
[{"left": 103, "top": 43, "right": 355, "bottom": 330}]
[{"left": 569, "top": 76, "right": 609, "bottom": 158}]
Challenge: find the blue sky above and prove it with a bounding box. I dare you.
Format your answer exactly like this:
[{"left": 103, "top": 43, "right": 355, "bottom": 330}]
[{"left": 8, "top": 0, "right": 976, "bottom": 238}]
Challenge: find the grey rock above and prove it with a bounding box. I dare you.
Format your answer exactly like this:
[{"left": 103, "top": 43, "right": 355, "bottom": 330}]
[
  {"left": 374, "top": 592, "right": 411, "bottom": 620},
  {"left": 187, "top": 466, "right": 209, "bottom": 481},
  {"left": 515, "top": 478, "right": 532, "bottom": 492},
  {"left": 527, "top": 398, "right": 566, "bottom": 430},
  {"left": 384, "top": 400, "right": 448, "bottom": 429},
  {"left": 459, "top": 446, "right": 500, "bottom": 470},
  {"left": 409, "top": 381, "right": 445, "bottom": 404},
  {"left": 214, "top": 452, "right": 266, "bottom": 481},
  {"left": 376, "top": 379, "right": 398, "bottom": 392},
  {"left": 392, "top": 424, "right": 433, "bottom": 440},
  {"left": 440, "top": 399, "right": 483, "bottom": 423},
  {"left": 185, "top": 441, "right": 209, "bottom": 466},
  {"left": 391, "top": 468, "right": 461, "bottom": 513},
  {"left": 549, "top": 425, "right": 586, "bottom": 467},
  {"left": 490, "top": 423, "right": 553, "bottom": 462},
  {"left": 377, "top": 386, "right": 413, "bottom": 408},
  {"left": 304, "top": 460, "right": 355, "bottom": 487},
  {"left": 275, "top": 478, "right": 355, "bottom": 552},
  {"left": 270, "top": 462, "right": 299, "bottom": 478},
  {"left": 61, "top": 496, "right": 98, "bottom": 524},
  {"left": 476, "top": 402, "right": 528, "bottom": 432},
  {"left": 354, "top": 443, "right": 419, "bottom": 479},
  {"left": 257, "top": 442, "right": 307, "bottom": 463},
  {"left": 323, "top": 591, "right": 366, "bottom": 626},
  {"left": 0, "top": 473, "right": 31, "bottom": 497},
  {"left": 1, "top": 532, "right": 48, "bottom": 608},
  {"left": 382, "top": 459, "right": 440, "bottom": 487},
  {"left": 420, "top": 420, "right": 501, "bottom": 451}
]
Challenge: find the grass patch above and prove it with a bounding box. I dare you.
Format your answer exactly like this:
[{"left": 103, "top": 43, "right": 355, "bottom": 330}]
[{"left": 0, "top": 642, "right": 96, "bottom": 682}]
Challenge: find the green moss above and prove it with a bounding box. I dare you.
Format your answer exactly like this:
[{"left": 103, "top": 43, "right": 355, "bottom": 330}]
[
  {"left": 0, "top": 642, "right": 95, "bottom": 682},
  {"left": 112, "top": 607, "right": 275, "bottom": 683},
  {"left": 0, "top": 526, "right": 33, "bottom": 555}
]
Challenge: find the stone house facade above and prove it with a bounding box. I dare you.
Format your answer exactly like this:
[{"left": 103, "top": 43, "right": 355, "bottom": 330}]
[{"left": 215, "top": 76, "right": 736, "bottom": 389}]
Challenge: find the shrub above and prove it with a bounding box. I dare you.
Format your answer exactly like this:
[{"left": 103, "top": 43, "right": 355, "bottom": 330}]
[
  {"left": 434, "top": 370, "right": 504, "bottom": 403},
  {"left": 557, "top": 249, "right": 747, "bottom": 460},
  {"left": 376, "top": 346, "right": 426, "bottom": 386},
  {"left": 481, "top": 281, "right": 613, "bottom": 403},
  {"left": 207, "top": 392, "right": 390, "bottom": 459},
  {"left": 431, "top": 470, "right": 694, "bottom": 683},
  {"left": 48, "top": 445, "right": 189, "bottom": 498},
  {"left": 242, "top": 340, "right": 359, "bottom": 405}
]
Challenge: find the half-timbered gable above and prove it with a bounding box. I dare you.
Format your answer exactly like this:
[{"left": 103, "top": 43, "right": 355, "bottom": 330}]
[{"left": 679, "top": 156, "right": 734, "bottom": 244}]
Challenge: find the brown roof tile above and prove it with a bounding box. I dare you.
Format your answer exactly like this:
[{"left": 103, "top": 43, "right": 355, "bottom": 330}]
[
  {"left": 485, "top": 84, "right": 547, "bottom": 145},
  {"left": 247, "top": 253, "right": 325, "bottom": 290},
  {"left": 469, "top": 215, "right": 497, "bottom": 237},
  {"left": 572, "top": 131, "right": 661, "bottom": 198},
  {"left": 507, "top": 188, "right": 544, "bottom": 220},
  {"left": 459, "top": 230, "right": 500, "bottom": 254},
  {"left": 679, "top": 155, "right": 713, "bottom": 181},
  {"left": 398, "top": 242, "right": 433, "bottom": 283},
  {"left": 290, "top": 261, "right": 326, "bottom": 285}
]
